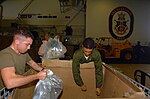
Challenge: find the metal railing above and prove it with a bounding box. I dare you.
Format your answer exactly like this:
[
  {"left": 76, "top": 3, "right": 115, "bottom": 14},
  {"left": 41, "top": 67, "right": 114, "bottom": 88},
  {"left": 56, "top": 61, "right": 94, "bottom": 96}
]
[
  {"left": 0, "top": 87, "right": 12, "bottom": 99},
  {"left": 134, "top": 69, "right": 150, "bottom": 97},
  {"left": 134, "top": 69, "right": 150, "bottom": 86}
]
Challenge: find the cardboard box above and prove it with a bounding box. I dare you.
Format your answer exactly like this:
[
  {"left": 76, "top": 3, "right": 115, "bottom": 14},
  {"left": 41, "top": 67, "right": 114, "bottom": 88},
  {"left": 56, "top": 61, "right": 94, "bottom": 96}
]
[{"left": 12, "top": 60, "right": 148, "bottom": 99}]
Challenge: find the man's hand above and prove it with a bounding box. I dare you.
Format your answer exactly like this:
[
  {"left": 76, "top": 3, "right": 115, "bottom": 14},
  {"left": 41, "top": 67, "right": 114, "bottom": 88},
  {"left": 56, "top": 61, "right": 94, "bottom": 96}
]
[
  {"left": 81, "top": 85, "right": 87, "bottom": 91},
  {"left": 96, "top": 87, "right": 102, "bottom": 96},
  {"left": 37, "top": 70, "right": 47, "bottom": 80}
]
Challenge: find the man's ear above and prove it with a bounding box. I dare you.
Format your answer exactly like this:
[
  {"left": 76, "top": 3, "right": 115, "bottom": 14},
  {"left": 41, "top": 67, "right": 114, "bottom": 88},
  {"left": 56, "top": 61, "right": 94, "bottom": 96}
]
[
  {"left": 15, "top": 39, "right": 20, "bottom": 44},
  {"left": 14, "top": 35, "right": 21, "bottom": 44}
]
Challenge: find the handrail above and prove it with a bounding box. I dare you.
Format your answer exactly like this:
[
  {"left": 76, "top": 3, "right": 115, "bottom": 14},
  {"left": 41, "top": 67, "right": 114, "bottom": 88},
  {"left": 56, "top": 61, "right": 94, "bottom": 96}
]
[
  {"left": 134, "top": 69, "right": 150, "bottom": 86},
  {"left": 18, "top": 0, "right": 34, "bottom": 15},
  {"left": 0, "top": 87, "right": 12, "bottom": 99}
]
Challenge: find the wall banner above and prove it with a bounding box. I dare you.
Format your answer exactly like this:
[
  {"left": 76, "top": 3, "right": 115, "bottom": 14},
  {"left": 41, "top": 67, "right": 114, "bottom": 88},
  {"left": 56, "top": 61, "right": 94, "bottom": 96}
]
[{"left": 109, "top": 6, "right": 134, "bottom": 40}]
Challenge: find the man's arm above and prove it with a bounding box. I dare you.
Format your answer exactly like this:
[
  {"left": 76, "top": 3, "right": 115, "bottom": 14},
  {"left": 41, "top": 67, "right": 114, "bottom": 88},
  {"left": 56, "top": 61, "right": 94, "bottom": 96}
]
[
  {"left": 27, "top": 60, "right": 44, "bottom": 72},
  {"left": 38, "top": 41, "right": 46, "bottom": 56},
  {"left": 94, "top": 51, "right": 103, "bottom": 96},
  {"left": 94, "top": 51, "right": 103, "bottom": 88},
  {"left": 72, "top": 50, "right": 88, "bottom": 91},
  {"left": 72, "top": 60, "right": 83, "bottom": 86},
  {"left": 94, "top": 60, "right": 103, "bottom": 88},
  {"left": 1, "top": 66, "right": 46, "bottom": 89}
]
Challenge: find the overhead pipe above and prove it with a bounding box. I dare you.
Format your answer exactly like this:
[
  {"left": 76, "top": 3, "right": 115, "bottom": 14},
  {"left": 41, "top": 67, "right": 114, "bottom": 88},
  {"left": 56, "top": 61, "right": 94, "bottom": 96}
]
[
  {"left": 66, "top": 0, "right": 86, "bottom": 25},
  {"left": 66, "top": 0, "right": 86, "bottom": 38},
  {"left": 16, "top": 0, "right": 35, "bottom": 24},
  {"left": 18, "top": 0, "right": 34, "bottom": 15}
]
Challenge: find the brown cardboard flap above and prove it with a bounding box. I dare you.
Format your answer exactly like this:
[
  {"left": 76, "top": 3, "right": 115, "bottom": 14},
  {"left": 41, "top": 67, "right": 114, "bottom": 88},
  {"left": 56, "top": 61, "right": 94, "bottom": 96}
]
[{"left": 12, "top": 60, "right": 147, "bottom": 99}]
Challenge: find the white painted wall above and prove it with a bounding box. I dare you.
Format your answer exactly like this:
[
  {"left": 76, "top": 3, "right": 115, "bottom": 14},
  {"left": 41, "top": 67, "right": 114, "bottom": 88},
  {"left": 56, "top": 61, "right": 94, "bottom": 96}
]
[
  {"left": 1, "top": 0, "right": 150, "bottom": 45},
  {"left": 1, "top": 0, "right": 85, "bottom": 25},
  {"left": 86, "top": 0, "right": 150, "bottom": 45},
  {"left": 1, "top": 0, "right": 85, "bottom": 44}
]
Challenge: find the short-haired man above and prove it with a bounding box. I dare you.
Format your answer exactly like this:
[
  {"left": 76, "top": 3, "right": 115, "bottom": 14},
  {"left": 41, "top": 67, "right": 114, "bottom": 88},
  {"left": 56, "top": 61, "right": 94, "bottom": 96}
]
[
  {"left": 72, "top": 37, "right": 103, "bottom": 96},
  {"left": 0, "top": 27, "right": 47, "bottom": 97}
]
